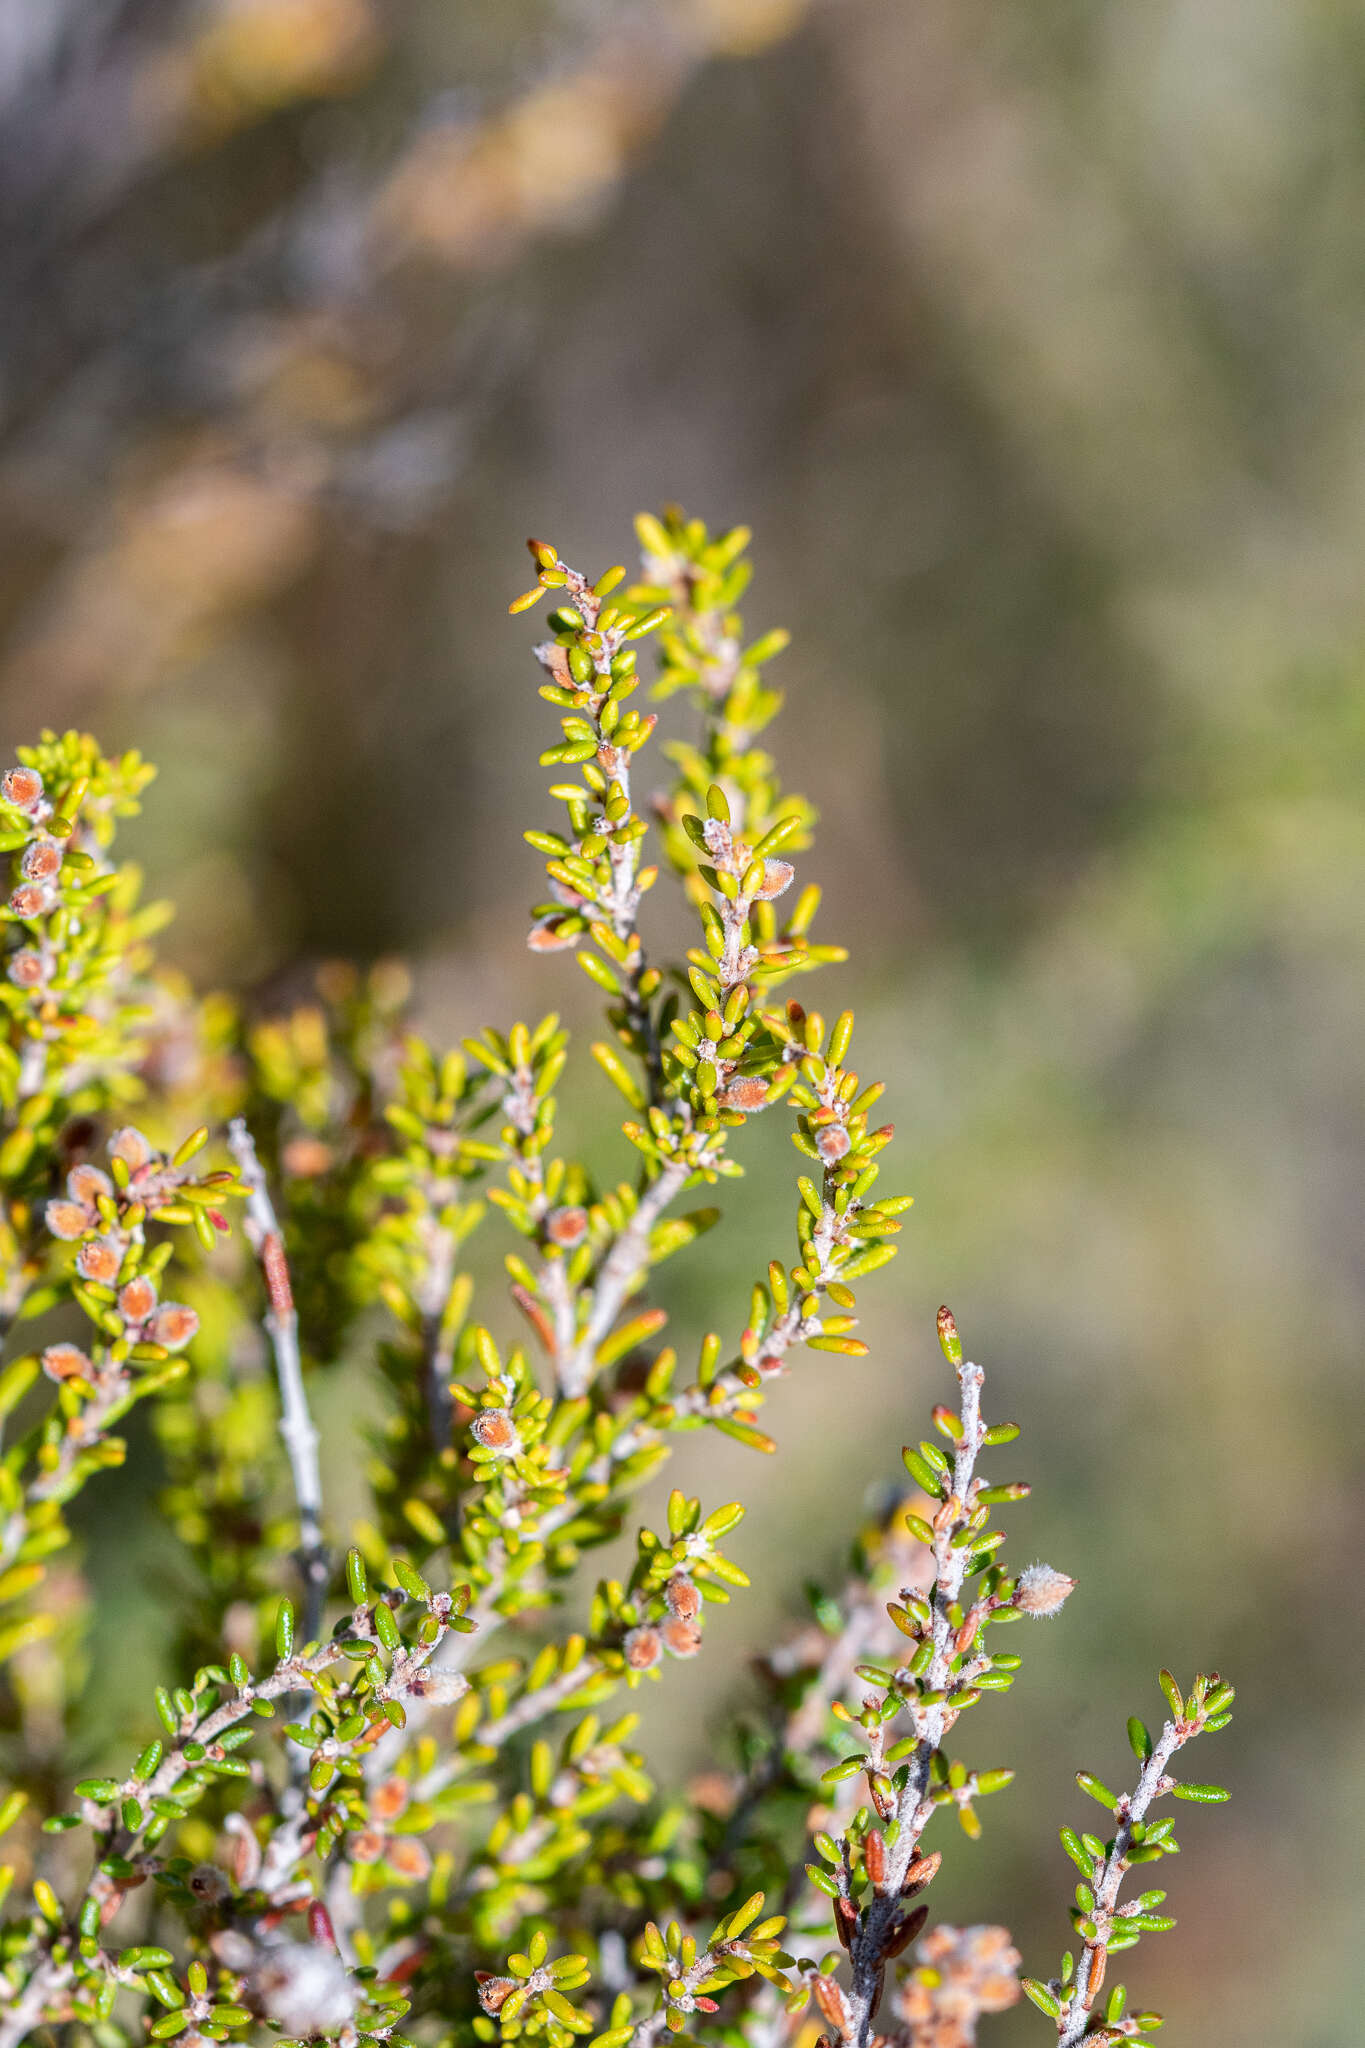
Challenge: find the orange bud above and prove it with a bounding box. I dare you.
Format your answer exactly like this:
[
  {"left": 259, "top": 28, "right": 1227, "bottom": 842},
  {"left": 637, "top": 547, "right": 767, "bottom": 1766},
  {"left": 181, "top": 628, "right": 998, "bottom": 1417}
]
[
  {"left": 45, "top": 1200, "right": 90, "bottom": 1241},
  {"left": 68, "top": 1165, "right": 112, "bottom": 1207},
  {"left": 470, "top": 1407, "right": 517, "bottom": 1452},
  {"left": 41, "top": 1343, "right": 91, "bottom": 1383},
  {"left": 76, "top": 1236, "right": 123, "bottom": 1285},
  {"left": 20, "top": 840, "right": 61, "bottom": 882},
  {"left": 1, "top": 766, "right": 44, "bottom": 811},
  {"left": 117, "top": 1277, "right": 158, "bottom": 1324},
  {"left": 145, "top": 1303, "right": 199, "bottom": 1351}
]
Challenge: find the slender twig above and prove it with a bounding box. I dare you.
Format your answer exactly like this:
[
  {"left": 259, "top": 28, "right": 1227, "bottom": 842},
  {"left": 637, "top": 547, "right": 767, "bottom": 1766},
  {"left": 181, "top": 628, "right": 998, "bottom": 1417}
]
[
  {"left": 1055, "top": 1714, "right": 1200, "bottom": 2045},
  {"left": 845, "top": 1359, "right": 988, "bottom": 2047},
  {"left": 228, "top": 1118, "right": 329, "bottom": 1645},
  {"left": 558, "top": 1155, "right": 692, "bottom": 1397},
  {"left": 415, "top": 1207, "right": 458, "bottom": 1453}
]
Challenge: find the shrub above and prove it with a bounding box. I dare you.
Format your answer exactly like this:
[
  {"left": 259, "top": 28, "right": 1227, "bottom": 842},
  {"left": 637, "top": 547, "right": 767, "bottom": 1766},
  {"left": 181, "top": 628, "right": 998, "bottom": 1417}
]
[{"left": 0, "top": 512, "right": 1229, "bottom": 2048}]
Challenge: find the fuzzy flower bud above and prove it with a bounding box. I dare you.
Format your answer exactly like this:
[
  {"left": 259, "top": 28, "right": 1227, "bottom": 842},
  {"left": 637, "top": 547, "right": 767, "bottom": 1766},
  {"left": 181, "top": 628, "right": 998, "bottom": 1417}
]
[
  {"left": 664, "top": 1573, "right": 701, "bottom": 1620},
  {"left": 8, "top": 884, "right": 50, "bottom": 918},
  {"left": 20, "top": 840, "right": 61, "bottom": 883},
  {"left": 660, "top": 1616, "right": 703, "bottom": 1658},
  {"left": 814, "top": 1122, "right": 851, "bottom": 1165},
  {"left": 108, "top": 1126, "right": 153, "bottom": 1171},
  {"left": 8, "top": 951, "right": 45, "bottom": 988},
  {"left": 117, "top": 1276, "right": 158, "bottom": 1324},
  {"left": 623, "top": 1624, "right": 662, "bottom": 1670},
  {"left": 145, "top": 1302, "right": 199, "bottom": 1351},
  {"left": 44, "top": 1201, "right": 91, "bottom": 1241},
  {"left": 754, "top": 857, "right": 795, "bottom": 900},
  {"left": 76, "top": 1235, "right": 124, "bottom": 1285},
  {"left": 41, "top": 1343, "right": 91, "bottom": 1383},
  {"left": 1, "top": 766, "right": 44, "bottom": 813},
  {"left": 1015, "top": 1563, "right": 1076, "bottom": 1618},
  {"left": 476, "top": 1975, "right": 519, "bottom": 2016},
  {"left": 69, "top": 1163, "right": 112, "bottom": 1205},
  {"left": 718, "top": 1077, "right": 769, "bottom": 1112},
  {"left": 545, "top": 1205, "right": 588, "bottom": 1247},
  {"left": 470, "top": 1407, "right": 518, "bottom": 1454}
]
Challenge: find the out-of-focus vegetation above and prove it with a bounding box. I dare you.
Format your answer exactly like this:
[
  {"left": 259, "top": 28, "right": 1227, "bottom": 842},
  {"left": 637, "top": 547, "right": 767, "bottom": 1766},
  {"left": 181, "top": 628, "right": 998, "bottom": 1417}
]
[{"left": 0, "top": 3, "right": 1360, "bottom": 2043}]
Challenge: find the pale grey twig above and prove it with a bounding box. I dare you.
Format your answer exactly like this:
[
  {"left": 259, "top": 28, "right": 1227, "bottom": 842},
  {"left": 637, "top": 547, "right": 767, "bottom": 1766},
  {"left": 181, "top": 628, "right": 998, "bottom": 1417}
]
[
  {"left": 559, "top": 1154, "right": 693, "bottom": 1397},
  {"left": 845, "top": 1358, "right": 988, "bottom": 2047},
  {"left": 228, "top": 1117, "right": 329, "bottom": 1645},
  {"left": 1055, "top": 1716, "right": 1194, "bottom": 2045}
]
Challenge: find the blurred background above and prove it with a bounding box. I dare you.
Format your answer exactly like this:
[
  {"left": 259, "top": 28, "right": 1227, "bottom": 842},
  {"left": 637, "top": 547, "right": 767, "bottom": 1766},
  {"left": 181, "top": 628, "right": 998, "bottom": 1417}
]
[{"left": 2, "top": 0, "right": 1362, "bottom": 2040}]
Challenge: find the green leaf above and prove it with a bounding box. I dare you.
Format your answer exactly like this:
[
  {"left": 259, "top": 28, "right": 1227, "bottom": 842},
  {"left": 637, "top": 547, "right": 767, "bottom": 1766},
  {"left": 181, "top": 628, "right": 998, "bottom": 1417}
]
[{"left": 1021, "top": 1980, "right": 1061, "bottom": 2018}]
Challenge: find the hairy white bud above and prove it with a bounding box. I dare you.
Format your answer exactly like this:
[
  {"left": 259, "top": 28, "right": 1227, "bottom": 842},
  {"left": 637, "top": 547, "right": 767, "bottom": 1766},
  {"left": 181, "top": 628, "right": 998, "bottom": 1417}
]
[{"left": 1015, "top": 1563, "right": 1076, "bottom": 1618}]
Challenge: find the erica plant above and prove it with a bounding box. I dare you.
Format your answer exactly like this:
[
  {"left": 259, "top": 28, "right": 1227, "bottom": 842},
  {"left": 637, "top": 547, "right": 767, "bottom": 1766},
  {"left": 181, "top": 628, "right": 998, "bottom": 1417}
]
[{"left": 0, "top": 512, "right": 1229, "bottom": 2048}]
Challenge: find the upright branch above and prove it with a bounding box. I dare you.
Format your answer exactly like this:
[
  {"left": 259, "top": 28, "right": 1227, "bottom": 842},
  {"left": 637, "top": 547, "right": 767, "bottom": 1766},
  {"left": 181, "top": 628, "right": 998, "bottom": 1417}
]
[
  {"left": 229, "top": 1117, "right": 328, "bottom": 1644},
  {"left": 512, "top": 544, "right": 667, "bottom": 1100},
  {"left": 1024, "top": 1671, "right": 1235, "bottom": 2045},
  {"left": 0, "top": 521, "right": 1234, "bottom": 2048},
  {"left": 807, "top": 1309, "right": 1075, "bottom": 2048}
]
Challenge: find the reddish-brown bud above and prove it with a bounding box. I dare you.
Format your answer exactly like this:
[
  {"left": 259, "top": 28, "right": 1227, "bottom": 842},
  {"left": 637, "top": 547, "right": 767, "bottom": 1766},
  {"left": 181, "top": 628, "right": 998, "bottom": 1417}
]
[
  {"left": 864, "top": 1828, "right": 887, "bottom": 1886},
  {"left": 623, "top": 1624, "right": 662, "bottom": 1670},
  {"left": 814, "top": 1975, "right": 851, "bottom": 2031},
  {"left": 885, "top": 1903, "right": 930, "bottom": 1957},
  {"left": 660, "top": 1616, "right": 702, "bottom": 1658},
  {"left": 8, "top": 884, "right": 48, "bottom": 918},
  {"left": 308, "top": 1900, "right": 337, "bottom": 1951},
  {"left": 901, "top": 1851, "right": 941, "bottom": 1896},
  {"left": 476, "top": 1975, "right": 518, "bottom": 2015},
  {"left": 664, "top": 1574, "right": 701, "bottom": 1621}
]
